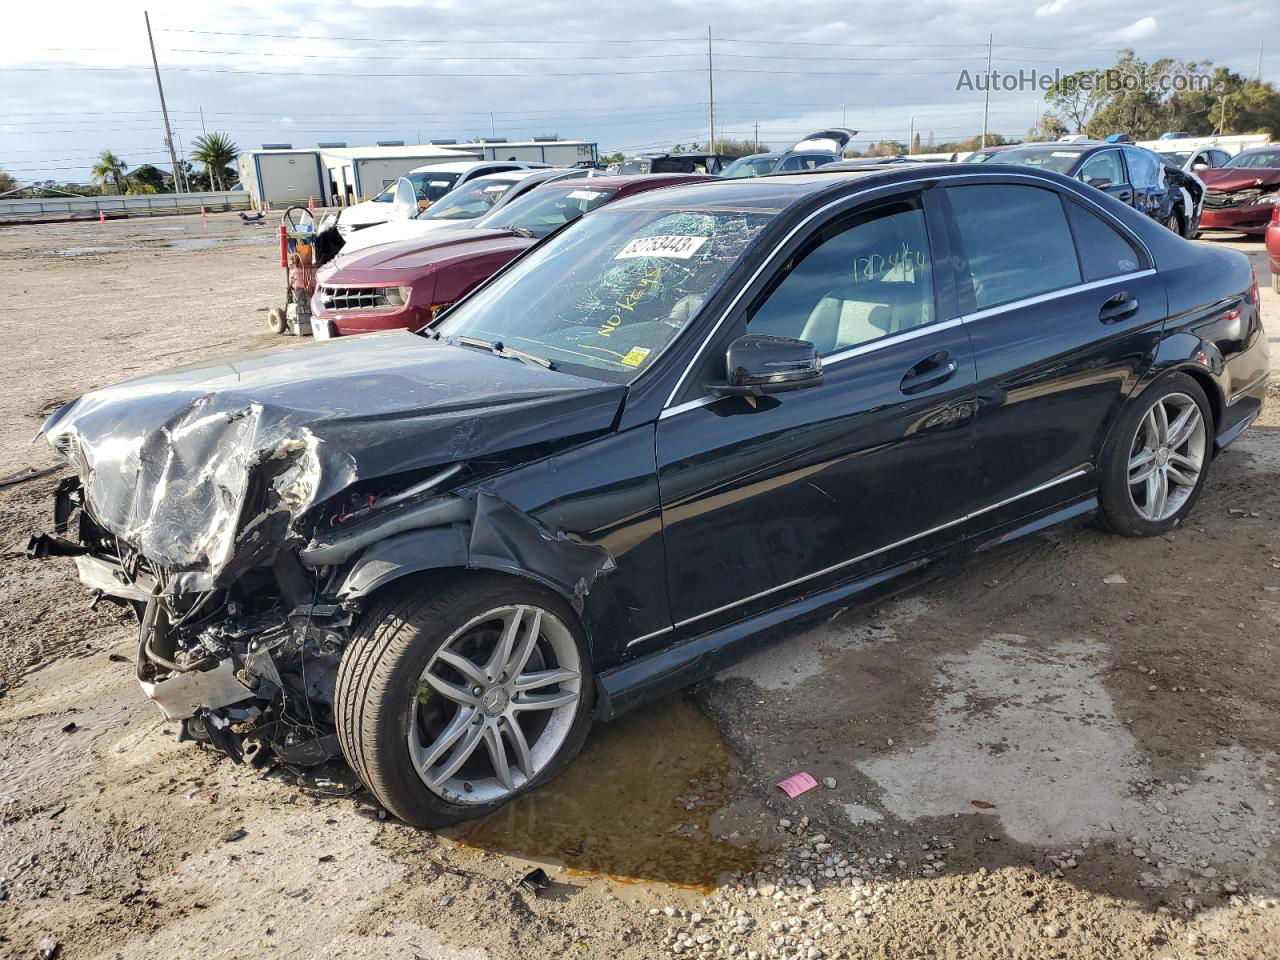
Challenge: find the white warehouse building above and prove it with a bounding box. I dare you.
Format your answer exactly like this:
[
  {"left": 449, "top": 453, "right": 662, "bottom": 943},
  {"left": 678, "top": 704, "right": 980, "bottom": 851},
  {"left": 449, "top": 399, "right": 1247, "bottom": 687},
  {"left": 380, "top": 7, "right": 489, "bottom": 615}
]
[{"left": 238, "top": 138, "right": 599, "bottom": 208}]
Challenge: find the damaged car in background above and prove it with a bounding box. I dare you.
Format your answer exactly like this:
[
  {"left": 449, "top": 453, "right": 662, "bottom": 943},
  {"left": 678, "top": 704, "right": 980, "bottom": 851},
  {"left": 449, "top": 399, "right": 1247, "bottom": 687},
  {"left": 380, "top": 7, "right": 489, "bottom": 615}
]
[{"left": 31, "top": 164, "right": 1268, "bottom": 827}]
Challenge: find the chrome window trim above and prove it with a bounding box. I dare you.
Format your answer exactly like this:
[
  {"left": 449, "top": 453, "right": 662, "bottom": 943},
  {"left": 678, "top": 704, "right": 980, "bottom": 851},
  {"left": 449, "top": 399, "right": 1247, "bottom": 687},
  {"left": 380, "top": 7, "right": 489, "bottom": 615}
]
[
  {"left": 659, "top": 171, "right": 1154, "bottom": 413},
  {"left": 661, "top": 175, "right": 944, "bottom": 409},
  {"left": 958, "top": 269, "right": 1157, "bottom": 323},
  {"left": 626, "top": 467, "right": 1088, "bottom": 646}
]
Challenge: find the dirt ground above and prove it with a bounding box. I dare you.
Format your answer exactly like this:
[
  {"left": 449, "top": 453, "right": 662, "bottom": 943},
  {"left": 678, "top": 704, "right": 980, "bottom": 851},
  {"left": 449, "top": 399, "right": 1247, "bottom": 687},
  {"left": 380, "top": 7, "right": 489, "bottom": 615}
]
[{"left": 1, "top": 212, "right": 1278, "bottom": 960}]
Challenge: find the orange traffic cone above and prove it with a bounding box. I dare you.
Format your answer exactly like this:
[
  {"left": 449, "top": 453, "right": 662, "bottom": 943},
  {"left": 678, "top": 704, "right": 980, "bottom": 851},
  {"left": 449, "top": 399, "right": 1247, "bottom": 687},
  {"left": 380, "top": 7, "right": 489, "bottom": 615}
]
[
  {"left": 201, "top": 206, "right": 208, "bottom": 219},
  {"left": 307, "top": 196, "right": 315, "bottom": 212},
  {"left": 265, "top": 201, "right": 271, "bottom": 214},
  {"left": 98, "top": 209, "right": 105, "bottom": 224}
]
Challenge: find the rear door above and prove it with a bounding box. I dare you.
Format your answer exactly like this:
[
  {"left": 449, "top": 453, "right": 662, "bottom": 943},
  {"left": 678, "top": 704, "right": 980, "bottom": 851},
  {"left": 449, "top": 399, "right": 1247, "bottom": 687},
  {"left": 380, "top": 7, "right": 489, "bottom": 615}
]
[{"left": 943, "top": 179, "right": 1167, "bottom": 531}]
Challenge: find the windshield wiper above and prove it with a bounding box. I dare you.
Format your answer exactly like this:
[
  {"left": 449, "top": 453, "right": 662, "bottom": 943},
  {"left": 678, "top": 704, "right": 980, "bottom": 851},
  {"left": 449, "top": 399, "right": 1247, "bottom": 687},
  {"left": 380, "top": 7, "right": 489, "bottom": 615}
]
[
  {"left": 507, "top": 225, "right": 535, "bottom": 239},
  {"left": 455, "top": 335, "right": 554, "bottom": 370}
]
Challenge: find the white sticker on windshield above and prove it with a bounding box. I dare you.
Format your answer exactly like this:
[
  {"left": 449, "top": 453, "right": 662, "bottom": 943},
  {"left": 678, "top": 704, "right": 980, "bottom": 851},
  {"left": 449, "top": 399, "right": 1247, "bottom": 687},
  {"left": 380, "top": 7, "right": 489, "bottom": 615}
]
[
  {"left": 615, "top": 235, "right": 709, "bottom": 260},
  {"left": 567, "top": 190, "right": 607, "bottom": 201},
  {"left": 1051, "top": 152, "right": 1078, "bottom": 158}
]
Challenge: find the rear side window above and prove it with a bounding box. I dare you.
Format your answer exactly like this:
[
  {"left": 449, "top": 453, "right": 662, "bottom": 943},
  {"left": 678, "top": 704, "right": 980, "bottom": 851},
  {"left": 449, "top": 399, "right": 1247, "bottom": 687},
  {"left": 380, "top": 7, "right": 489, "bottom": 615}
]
[
  {"left": 948, "top": 184, "right": 1081, "bottom": 309},
  {"left": 1066, "top": 201, "right": 1144, "bottom": 281}
]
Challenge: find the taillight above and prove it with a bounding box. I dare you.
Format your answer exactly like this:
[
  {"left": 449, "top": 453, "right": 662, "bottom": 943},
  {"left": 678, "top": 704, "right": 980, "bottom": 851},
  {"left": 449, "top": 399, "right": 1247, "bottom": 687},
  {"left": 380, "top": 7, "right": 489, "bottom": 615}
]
[
  {"left": 1246, "top": 278, "right": 1259, "bottom": 306},
  {"left": 1271, "top": 203, "right": 1280, "bottom": 224}
]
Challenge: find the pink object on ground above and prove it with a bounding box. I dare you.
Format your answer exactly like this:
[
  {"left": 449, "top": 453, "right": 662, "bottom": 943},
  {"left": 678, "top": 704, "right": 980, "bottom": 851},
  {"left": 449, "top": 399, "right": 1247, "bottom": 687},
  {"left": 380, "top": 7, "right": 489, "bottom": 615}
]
[{"left": 776, "top": 772, "right": 818, "bottom": 798}]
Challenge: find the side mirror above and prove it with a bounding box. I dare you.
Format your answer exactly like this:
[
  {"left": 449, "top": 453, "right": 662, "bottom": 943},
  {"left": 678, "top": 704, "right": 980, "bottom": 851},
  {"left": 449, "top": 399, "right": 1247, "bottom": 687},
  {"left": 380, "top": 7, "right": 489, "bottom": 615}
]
[
  {"left": 708, "top": 335, "right": 823, "bottom": 397},
  {"left": 1085, "top": 177, "right": 1112, "bottom": 189},
  {"left": 1192, "top": 162, "right": 1209, "bottom": 172},
  {"left": 391, "top": 177, "right": 418, "bottom": 221}
]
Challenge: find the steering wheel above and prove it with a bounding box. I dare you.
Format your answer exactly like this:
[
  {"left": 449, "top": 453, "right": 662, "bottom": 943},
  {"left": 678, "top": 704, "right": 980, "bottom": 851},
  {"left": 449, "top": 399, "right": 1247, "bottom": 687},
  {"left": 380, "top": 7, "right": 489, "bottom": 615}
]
[{"left": 281, "top": 205, "right": 315, "bottom": 234}]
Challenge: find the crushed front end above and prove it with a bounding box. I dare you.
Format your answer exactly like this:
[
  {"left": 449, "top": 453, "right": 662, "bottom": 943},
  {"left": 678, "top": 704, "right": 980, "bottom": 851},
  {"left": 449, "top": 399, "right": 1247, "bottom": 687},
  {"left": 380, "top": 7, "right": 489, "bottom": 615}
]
[{"left": 31, "top": 475, "right": 353, "bottom": 766}]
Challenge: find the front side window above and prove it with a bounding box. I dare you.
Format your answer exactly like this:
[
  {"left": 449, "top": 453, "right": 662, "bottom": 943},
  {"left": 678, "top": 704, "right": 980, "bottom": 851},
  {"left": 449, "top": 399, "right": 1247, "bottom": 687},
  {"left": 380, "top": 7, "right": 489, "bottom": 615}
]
[
  {"left": 745, "top": 197, "right": 934, "bottom": 355},
  {"left": 435, "top": 206, "right": 775, "bottom": 382},
  {"left": 948, "top": 184, "right": 1081, "bottom": 309},
  {"left": 1066, "top": 201, "right": 1143, "bottom": 281},
  {"left": 1077, "top": 151, "right": 1124, "bottom": 186}
]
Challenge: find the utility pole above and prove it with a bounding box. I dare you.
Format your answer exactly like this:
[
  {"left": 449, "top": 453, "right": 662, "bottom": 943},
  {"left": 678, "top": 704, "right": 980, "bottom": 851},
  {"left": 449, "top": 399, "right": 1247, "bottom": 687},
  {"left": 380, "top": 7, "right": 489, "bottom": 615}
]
[
  {"left": 980, "top": 33, "right": 992, "bottom": 149},
  {"left": 489, "top": 111, "right": 495, "bottom": 138},
  {"left": 706, "top": 25, "right": 715, "bottom": 154},
  {"left": 908, "top": 117, "right": 914, "bottom": 154},
  {"left": 199, "top": 105, "right": 208, "bottom": 137},
  {"left": 1258, "top": 42, "right": 1264, "bottom": 83},
  {"left": 842, "top": 103, "right": 846, "bottom": 127},
  {"left": 145, "top": 11, "right": 183, "bottom": 194},
  {"left": 753, "top": 121, "right": 759, "bottom": 152}
]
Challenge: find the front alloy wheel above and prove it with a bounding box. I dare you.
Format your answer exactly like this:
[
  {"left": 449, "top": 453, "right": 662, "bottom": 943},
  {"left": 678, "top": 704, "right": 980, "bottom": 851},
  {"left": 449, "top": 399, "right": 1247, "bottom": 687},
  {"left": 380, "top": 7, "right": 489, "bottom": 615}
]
[
  {"left": 335, "top": 575, "right": 593, "bottom": 827},
  {"left": 1098, "top": 373, "right": 1213, "bottom": 536},
  {"left": 410, "top": 604, "right": 582, "bottom": 805}
]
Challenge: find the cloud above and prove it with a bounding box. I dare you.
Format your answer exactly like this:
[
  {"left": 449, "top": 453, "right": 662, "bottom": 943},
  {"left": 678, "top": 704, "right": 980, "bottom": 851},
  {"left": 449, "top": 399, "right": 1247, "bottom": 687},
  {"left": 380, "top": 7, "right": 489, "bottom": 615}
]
[
  {"left": 1102, "top": 16, "right": 1158, "bottom": 43},
  {"left": 1034, "top": 0, "right": 1074, "bottom": 16}
]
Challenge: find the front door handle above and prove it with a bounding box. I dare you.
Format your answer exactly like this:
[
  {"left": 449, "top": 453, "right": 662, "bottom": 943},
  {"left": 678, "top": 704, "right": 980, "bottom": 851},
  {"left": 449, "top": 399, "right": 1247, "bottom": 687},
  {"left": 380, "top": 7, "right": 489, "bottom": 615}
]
[
  {"left": 900, "top": 350, "right": 958, "bottom": 395},
  {"left": 1099, "top": 291, "right": 1139, "bottom": 324}
]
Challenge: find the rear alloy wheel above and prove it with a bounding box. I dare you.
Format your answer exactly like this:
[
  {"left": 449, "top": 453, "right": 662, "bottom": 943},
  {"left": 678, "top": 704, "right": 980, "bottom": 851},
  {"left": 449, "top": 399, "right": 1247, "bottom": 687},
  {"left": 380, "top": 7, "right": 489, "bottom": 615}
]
[
  {"left": 1164, "top": 210, "right": 1182, "bottom": 235},
  {"left": 335, "top": 574, "right": 592, "bottom": 827},
  {"left": 1097, "top": 373, "right": 1212, "bottom": 536}
]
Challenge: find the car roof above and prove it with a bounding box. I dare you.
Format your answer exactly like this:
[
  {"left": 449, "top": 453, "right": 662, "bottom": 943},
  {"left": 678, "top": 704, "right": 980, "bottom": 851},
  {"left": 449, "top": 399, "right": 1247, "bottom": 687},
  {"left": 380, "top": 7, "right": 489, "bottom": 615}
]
[
  {"left": 470, "top": 169, "right": 564, "bottom": 183},
  {"left": 407, "top": 160, "right": 537, "bottom": 174},
  {"left": 604, "top": 171, "right": 878, "bottom": 213}
]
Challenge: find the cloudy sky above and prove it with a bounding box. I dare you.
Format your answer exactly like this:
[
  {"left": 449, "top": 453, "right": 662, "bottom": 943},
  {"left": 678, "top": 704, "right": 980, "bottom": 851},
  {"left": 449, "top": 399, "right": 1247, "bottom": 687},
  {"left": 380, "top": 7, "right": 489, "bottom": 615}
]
[{"left": 1, "top": 0, "right": 1274, "bottom": 184}]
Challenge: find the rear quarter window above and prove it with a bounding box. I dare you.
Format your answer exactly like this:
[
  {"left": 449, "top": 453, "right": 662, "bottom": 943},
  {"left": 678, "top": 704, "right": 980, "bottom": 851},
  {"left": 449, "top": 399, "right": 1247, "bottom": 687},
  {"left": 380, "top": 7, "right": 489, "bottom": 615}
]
[{"left": 1065, "top": 201, "right": 1144, "bottom": 281}]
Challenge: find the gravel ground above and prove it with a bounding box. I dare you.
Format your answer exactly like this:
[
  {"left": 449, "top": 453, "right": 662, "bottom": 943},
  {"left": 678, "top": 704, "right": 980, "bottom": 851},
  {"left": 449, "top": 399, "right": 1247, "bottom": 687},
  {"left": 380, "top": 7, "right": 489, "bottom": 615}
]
[{"left": 0, "top": 212, "right": 1278, "bottom": 960}]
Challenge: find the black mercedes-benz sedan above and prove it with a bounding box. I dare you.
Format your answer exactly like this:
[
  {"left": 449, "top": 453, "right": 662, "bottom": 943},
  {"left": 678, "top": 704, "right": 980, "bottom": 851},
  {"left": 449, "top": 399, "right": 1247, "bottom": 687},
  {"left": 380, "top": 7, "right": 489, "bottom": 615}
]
[{"left": 33, "top": 164, "right": 1268, "bottom": 826}]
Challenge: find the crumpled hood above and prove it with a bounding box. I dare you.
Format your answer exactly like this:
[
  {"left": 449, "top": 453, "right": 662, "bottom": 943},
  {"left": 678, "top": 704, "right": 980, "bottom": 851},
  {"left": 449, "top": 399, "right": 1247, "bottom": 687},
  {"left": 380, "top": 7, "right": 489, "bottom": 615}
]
[
  {"left": 42, "top": 331, "right": 625, "bottom": 591},
  {"left": 1199, "top": 169, "right": 1280, "bottom": 191}
]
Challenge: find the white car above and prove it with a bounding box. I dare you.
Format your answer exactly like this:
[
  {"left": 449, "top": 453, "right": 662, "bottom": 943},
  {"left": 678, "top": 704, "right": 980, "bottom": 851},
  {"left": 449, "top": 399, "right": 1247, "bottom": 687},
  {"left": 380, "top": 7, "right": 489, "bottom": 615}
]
[
  {"left": 335, "top": 160, "right": 550, "bottom": 236},
  {"left": 338, "top": 168, "right": 584, "bottom": 256}
]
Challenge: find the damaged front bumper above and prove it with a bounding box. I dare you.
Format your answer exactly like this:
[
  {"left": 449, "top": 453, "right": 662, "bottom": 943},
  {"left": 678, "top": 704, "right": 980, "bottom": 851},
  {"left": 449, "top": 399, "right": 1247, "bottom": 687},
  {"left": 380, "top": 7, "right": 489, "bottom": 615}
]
[{"left": 31, "top": 471, "right": 614, "bottom": 769}]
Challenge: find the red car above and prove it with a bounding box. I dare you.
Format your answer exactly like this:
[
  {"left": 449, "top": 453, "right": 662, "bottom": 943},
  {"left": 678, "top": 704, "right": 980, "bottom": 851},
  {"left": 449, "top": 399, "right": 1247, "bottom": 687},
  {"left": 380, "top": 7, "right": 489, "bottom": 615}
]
[
  {"left": 1267, "top": 202, "right": 1280, "bottom": 294},
  {"left": 1197, "top": 146, "right": 1280, "bottom": 237},
  {"left": 311, "top": 174, "right": 713, "bottom": 337}
]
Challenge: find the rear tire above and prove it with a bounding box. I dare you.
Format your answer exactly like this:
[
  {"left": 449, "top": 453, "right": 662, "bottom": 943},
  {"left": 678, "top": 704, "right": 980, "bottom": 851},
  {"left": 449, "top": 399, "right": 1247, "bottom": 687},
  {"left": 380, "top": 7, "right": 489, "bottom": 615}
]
[
  {"left": 1097, "top": 373, "right": 1213, "bottom": 537},
  {"left": 1164, "top": 210, "right": 1183, "bottom": 236},
  {"left": 267, "top": 307, "right": 287, "bottom": 335},
  {"left": 334, "top": 572, "right": 593, "bottom": 827}
]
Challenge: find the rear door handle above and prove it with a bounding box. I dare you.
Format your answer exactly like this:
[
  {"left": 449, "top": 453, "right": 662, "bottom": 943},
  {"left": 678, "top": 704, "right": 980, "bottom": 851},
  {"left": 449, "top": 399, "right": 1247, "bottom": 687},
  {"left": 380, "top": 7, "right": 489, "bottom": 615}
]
[
  {"left": 900, "top": 350, "right": 958, "bottom": 395},
  {"left": 1099, "top": 291, "right": 1139, "bottom": 324}
]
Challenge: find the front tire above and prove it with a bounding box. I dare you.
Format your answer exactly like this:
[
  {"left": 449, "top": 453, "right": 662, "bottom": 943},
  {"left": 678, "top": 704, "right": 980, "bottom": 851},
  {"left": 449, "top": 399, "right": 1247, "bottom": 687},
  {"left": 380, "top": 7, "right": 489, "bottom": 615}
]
[
  {"left": 1097, "top": 373, "right": 1212, "bottom": 537},
  {"left": 335, "top": 573, "right": 593, "bottom": 827}
]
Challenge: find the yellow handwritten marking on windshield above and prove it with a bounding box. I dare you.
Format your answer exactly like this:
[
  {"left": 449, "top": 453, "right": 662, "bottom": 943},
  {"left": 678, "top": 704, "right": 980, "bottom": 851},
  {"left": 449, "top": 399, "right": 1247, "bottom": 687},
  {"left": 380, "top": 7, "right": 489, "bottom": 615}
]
[
  {"left": 597, "top": 264, "right": 664, "bottom": 337},
  {"left": 621, "top": 347, "right": 652, "bottom": 367}
]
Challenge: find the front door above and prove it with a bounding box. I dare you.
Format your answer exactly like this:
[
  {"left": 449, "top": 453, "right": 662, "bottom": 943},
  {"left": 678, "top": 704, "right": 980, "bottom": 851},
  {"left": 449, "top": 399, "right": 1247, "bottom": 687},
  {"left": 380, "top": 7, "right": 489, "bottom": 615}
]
[{"left": 653, "top": 191, "right": 979, "bottom": 643}]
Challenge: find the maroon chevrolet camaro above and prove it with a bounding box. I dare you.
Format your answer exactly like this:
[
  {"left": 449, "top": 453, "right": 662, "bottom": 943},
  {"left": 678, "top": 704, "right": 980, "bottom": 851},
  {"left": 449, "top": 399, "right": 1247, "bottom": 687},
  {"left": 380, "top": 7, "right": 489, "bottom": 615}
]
[{"left": 311, "top": 174, "right": 714, "bottom": 337}]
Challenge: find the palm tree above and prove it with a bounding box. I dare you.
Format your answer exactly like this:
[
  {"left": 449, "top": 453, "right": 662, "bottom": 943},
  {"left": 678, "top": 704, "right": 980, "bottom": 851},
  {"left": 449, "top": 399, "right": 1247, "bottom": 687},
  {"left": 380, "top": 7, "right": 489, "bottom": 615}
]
[
  {"left": 90, "top": 150, "right": 129, "bottom": 196},
  {"left": 190, "top": 132, "right": 239, "bottom": 192}
]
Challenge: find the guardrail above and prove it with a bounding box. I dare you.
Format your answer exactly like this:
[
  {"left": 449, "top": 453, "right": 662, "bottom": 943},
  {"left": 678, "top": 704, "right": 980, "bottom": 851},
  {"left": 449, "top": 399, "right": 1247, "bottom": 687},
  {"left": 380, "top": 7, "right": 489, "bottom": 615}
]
[{"left": 0, "top": 191, "right": 252, "bottom": 223}]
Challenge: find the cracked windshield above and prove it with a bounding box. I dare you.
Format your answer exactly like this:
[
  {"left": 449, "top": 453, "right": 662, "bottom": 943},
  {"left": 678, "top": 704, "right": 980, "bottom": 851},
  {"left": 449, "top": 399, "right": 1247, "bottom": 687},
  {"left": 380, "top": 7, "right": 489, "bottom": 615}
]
[{"left": 435, "top": 207, "right": 774, "bottom": 380}]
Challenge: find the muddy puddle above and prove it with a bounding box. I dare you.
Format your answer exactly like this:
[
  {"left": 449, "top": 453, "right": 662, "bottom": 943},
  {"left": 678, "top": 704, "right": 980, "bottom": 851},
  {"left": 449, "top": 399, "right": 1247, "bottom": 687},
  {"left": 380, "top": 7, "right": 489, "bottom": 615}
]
[{"left": 452, "top": 697, "right": 761, "bottom": 890}]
